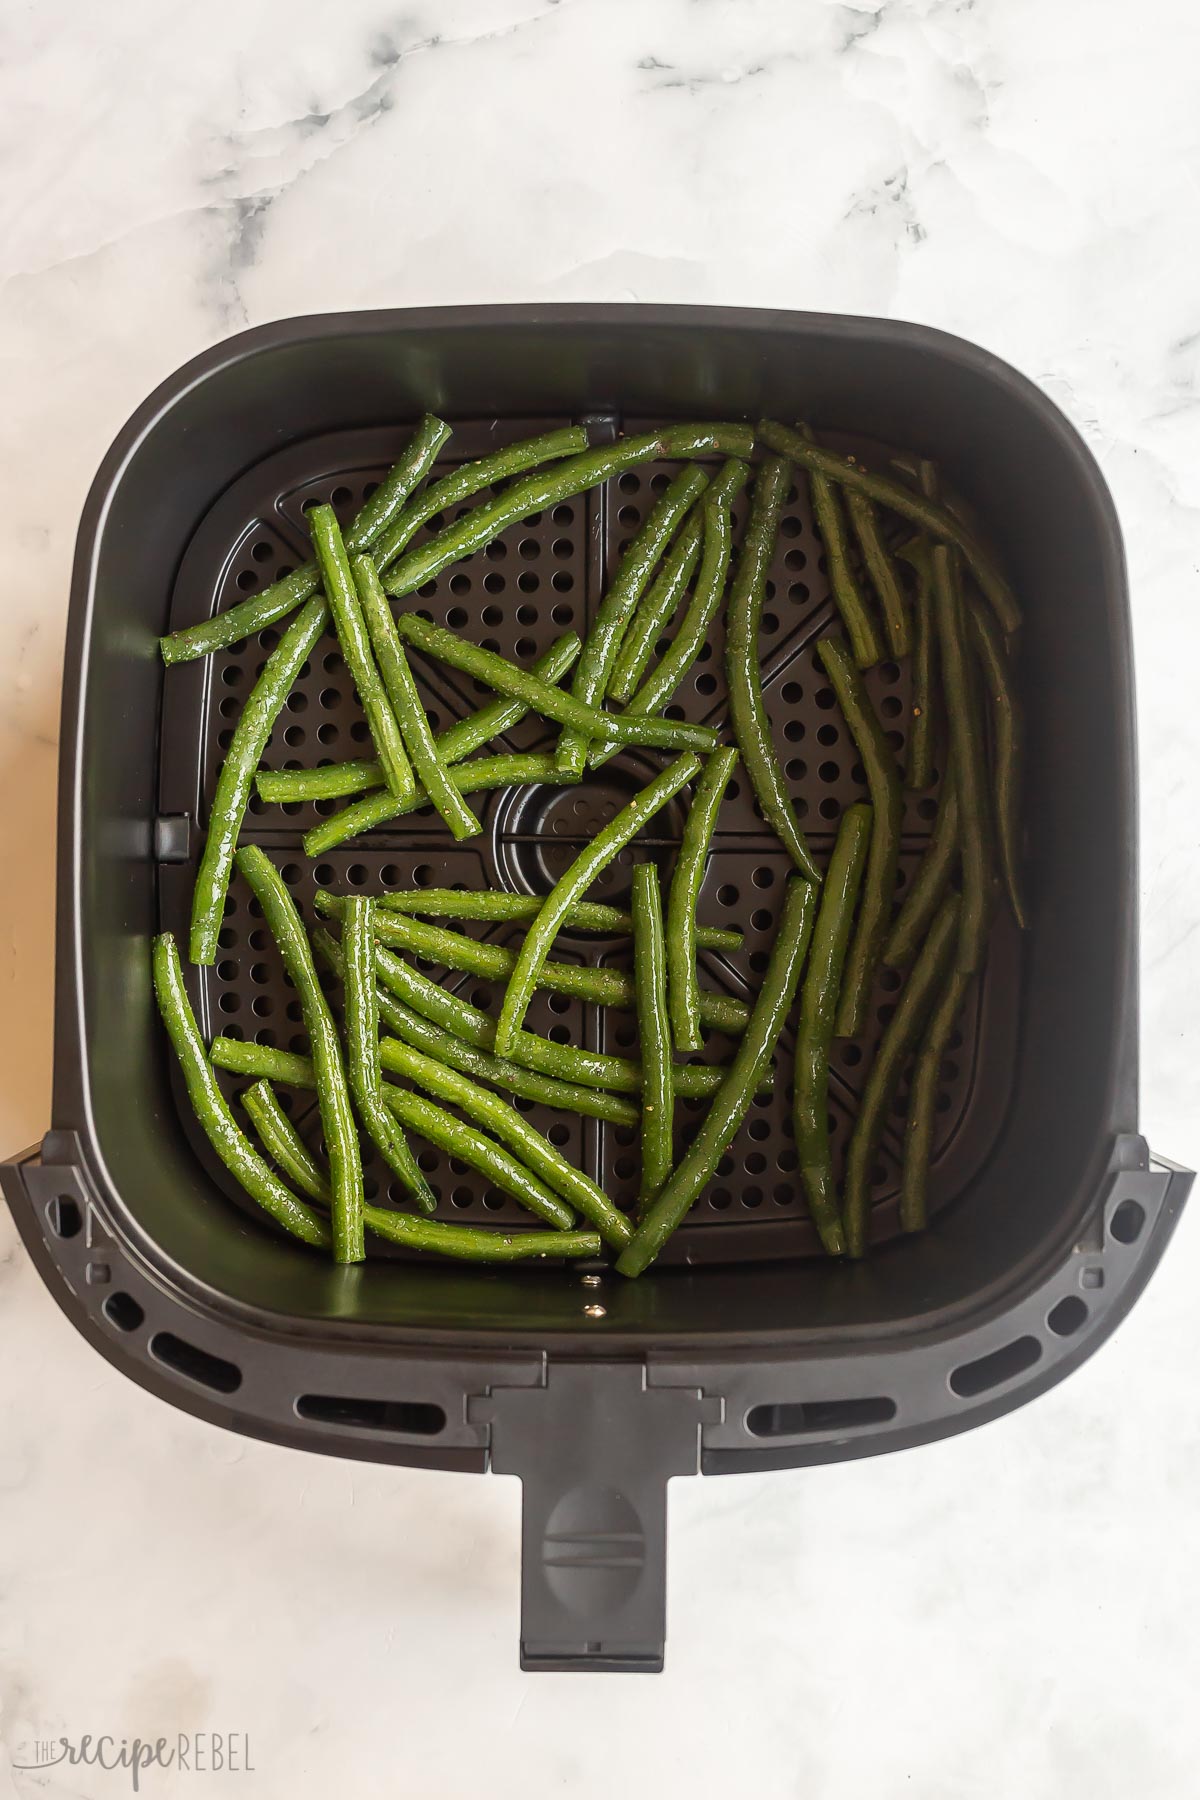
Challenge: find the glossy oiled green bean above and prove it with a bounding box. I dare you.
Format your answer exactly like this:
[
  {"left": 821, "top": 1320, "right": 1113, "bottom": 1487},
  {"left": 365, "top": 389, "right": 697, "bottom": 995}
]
[
  {"left": 845, "top": 487, "right": 910, "bottom": 658},
  {"left": 632, "top": 862, "right": 673, "bottom": 1210},
  {"left": 804, "top": 430, "right": 885, "bottom": 670},
  {"left": 210, "top": 1038, "right": 317, "bottom": 1086},
  {"left": 883, "top": 774, "right": 959, "bottom": 968},
  {"left": 379, "top": 1038, "right": 631, "bottom": 1250},
  {"left": 383, "top": 423, "right": 755, "bottom": 599},
  {"left": 241, "top": 1080, "right": 331, "bottom": 1204},
  {"left": 371, "top": 426, "right": 590, "bottom": 576},
  {"left": 367, "top": 887, "right": 742, "bottom": 950},
  {"left": 793, "top": 805, "right": 872, "bottom": 1256},
  {"left": 342, "top": 897, "right": 436, "bottom": 1212},
  {"left": 591, "top": 460, "right": 749, "bottom": 770},
  {"left": 158, "top": 415, "right": 450, "bottom": 664},
  {"left": 900, "top": 967, "right": 973, "bottom": 1233},
  {"left": 897, "top": 531, "right": 937, "bottom": 790},
  {"left": 363, "top": 1210, "right": 600, "bottom": 1263},
  {"left": 726, "top": 456, "right": 821, "bottom": 882},
  {"left": 495, "top": 754, "right": 702, "bottom": 1056},
  {"left": 758, "top": 421, "right": 1021, "bottom": 636},
  {"left": 843, "top": 893, "right": 960, "bottom": 1258},
  {"left": 966, "top": 593, "right": 1027, "bottom": 931},
  {"left": 379, "top": 1086, "right": 574, "bottom": 1230},
  {"left": 309, "top": 506, "right": 415, "bottom": 801},
  {"left": 302, "top": 754, "right": 561, "bottom": 857},
  {"left": 557, "top": 465, "right": 710, "bottom": 777},
  {"left": 190, "top": 593, "right": 326, "bottom": 965},
  {"left": 667, "top": 747, "right": 738, "bottom": 1052},
  {"left": 352, "top": 554, "right": 480, "bottom": 839},
  {"left": 608, "top": 508, "right": 703, "bottom": 703},
  {"left": 617, "top": 877, "right": 818, "bottom": 1278},
  {"left": 234, "top": 845, "right": 363, "bottom": 1262},
  {"left": 152, "top": 934, "right": 328, "bottom": 1248},
  {"left": 816, "top": 638, "right": 904, "bottom": 1037},
  {"left": 932, "top": 544, "right": 992, "bottom": 973},
  {"left": 393, "top": 613, "right": 718, "bottom": 754},
  {"left": 257, "top": 759, "right": 385, "bottom": 803}
]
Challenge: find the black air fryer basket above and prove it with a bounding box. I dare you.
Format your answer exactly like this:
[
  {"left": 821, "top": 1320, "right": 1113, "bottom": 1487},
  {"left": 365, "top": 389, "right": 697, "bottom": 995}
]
[{"left": 4, "top": 307, "right": 1190, "bottom": 1672}]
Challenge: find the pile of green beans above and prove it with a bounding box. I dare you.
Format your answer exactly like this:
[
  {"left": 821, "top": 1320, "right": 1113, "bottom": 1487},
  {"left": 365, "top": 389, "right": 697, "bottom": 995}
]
[{"left": 154, "top": 410, "right": 1024, "bottom": 1273}]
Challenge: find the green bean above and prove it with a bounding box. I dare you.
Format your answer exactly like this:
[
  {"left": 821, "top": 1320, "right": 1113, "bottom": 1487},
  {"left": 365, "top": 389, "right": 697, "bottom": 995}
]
[
  {"left": 382, "top": 424, "right": 755, "bottom": 599},
  {"left": 845, "top": 488, "right": 910, "bottom": 658},
  {"left": 804, "top": 430, "right": 885, "bottom": 669},
  {"left": 883, "top": 774, "right": 959, "bottom": 968},
  {"left": 931, "top": 544, "right": 992, "bottom": 973},
  {"left": 557, "top": 465, "right": 710, "bottom": 777},
  {"left": 495, "top": 754, "right": 701, "bottom": 1056},
  {"left": 900, "top": 967, "right": 973, "bottom": 1233},
  {"left": 632, "top": 862, "right": 674, "bottom": 1210},
  {"left": 257, "top": 759, "right": 385, "bottom": 803},
  {"left": 816, "top": 638, "right": 904, "bottom": 1036},
  {"left": 617, "top": 877, "right": 818, "bottom": 1277},
  {"left": 352, "top": 554, "right": 480, "bottom": 838},
  {"left": 757, "top": 421, "right": 1021, "bottom": 636},
  {"left": 843, "top": 893, "right": 960, "bottom": 1257},
  {"left": 897, "top": 533, "right": 937, "bottom": 790},
  {"left": 302, "top": 754, "right": 561, "bottom": 857},
  {"left": 667, "top": 747, "right": 738, "bottom": 1052},
  {"left": 793, "top": 805, "right": 872, "bottom": 1256},
  {"left": 365, "top": 936, "right": 740, "bottom": 1100},
  {"left": 379, "top": 1086, "right": 574, "bottom": 1230},
  {"left": 966, "top": 593, "right": 1026, "bottom": 930},
  {"left": 363, "top": 1210, "right": 600, "bottom": 1263},
  {"left": 152, "top": 934, "right": 328, "bottom": 1248},
  {"left": 308, "top": 505, "right": 415, "bottom": 802},
  {"left": 342, "top": 897, "right": 436, "bottom": 1213},
  {"left": 210, "top": 1038, "right": 317, "bottom": 1086},
  {"left": 608, "top": 508, "right": 703, "bottom": 703},
  {"left": 241, "top": 1080, "right": 331, "bottom": 1204},
  {"left": 190, "top": 593, "right": 326, "bottom": 965},
  {"left": 726, "top": 456, "right": 821, "bottom": 881},
  {"left": 158, "top": 415, "right": 450, "bottom": 664},
  {"left": 379, "top": 1039, "right": 631, "bottom": 1250},
  {"left": 371, "top": 426, "right": 590, "bottom": 576},
  {"left": 367, "top": 887, "right": 743, "bottom": 950},
  {"left": 393, "top": 613, "right": 718, "bottom": 755},
  {"left": 234, "top": 845, "right": 364, "bottom": 1262},
  {"left": 590, "top": 460, "right": 749, "bottom": 770}
]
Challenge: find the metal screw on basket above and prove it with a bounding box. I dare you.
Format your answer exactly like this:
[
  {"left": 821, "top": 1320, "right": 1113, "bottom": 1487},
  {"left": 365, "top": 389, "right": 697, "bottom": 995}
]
[
  {"left": 580, "top": 1273, "right": 603, "bottom": 1288},
  {"left": 583, "top": 1303, "right": 607, "bottom": 1319}
]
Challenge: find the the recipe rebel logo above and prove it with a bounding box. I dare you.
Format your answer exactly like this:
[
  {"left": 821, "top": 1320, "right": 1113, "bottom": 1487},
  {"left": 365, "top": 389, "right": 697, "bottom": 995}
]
[{"left": 11, "top": 1732, "right": 255, "bottom": 1789}]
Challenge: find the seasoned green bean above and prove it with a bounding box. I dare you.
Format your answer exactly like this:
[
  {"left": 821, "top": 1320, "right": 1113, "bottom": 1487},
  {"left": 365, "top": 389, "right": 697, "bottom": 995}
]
[
  {"left": 383, "top": 424, "right": 755, "bottom": 599},
  {"left": 342, "top": 896, "right": 436, "bottom": 1212},
  {"left": 367, "top": 886, "right": 742, "bottom": 950},
  {"left": 897, "top": 532, "right": 937, "bottom": 790},
  {"left": 302, "top": 754, "right": 560, "bottom": 857},
  {"left": 210, "top": 1038, "right": 317, "bottom": 1086},
  {"left": 608, "top": 508, "right": 703, "bottom": 703},
  {"left": 152, "top": 934, "right": 328, "bottom": 1248},
  {"left": 931, "top": 544, "right": 992, "bottom": 972},
  {"left": 617, "top": 877, "right": 818, "bottom": 1277},
  {"left": 159, "top": 415, "right": 450, "bottom": 664},
  {"left": 241, "top": 1080, "right": 330, "bottom": 1204},
  {"left": 257, "top": 759, "right": 385, "bottom": 803},
  {"left": 379, "top": 1086, "right": 574, "bottom": 1230},
  {"left": 727, "top": 455, "right": 821, "bottom": 881},
  {"left": 352, "top": 554, "right": 480, "bottom": 839},
  {"left": 667, "top": 747, "right": 738, "bottom": 1051},
  {"left": 393, "top": 613, "right": 718, "bottom": 754},
  {"left": 495, "top": 755, "right": 701, "bottom": 1055},
  {"left": 557, "top": 465, "right": 709, "bottom": 777},
  {"left": 817, "top": 638, "right": 904, "bottom": 1036},
  {"left": 805, "top": 430, "right": 885, "bottom": 670},
  {"left": 966, "top": 593, "right": 1026, "bottom": 930},
  {"left": 424, "top": 633, "right": 581, "bottom": 762},
  {"left": 190, "top": 592, "right": 326, "bottom": 965},
  {"left": 234, "top": 845, "right": 364, "bottom": 1262},
  {"left": 900, "top": 967, "right": 973, "bottom": 1233},
  {"left": 842, "top": 893, "right": 960, "bottom": 1257},
  {"left": 758, "top": 421, "right": 1021, "bottom": 636},
  {"left": 309, "top": 506, "right": 415, "bottom": 801},
  {"left": 845, "top": 487, "right": 910, "bottom": 658},
  {"left": 883, "top": 774, "right": 959, "bottom": 968},
  {"left": 363, "top": 1211, "right": 600, "bottom": 1262},
  {"left": 632, "top": 862, "right": 674, "bottom": 1208},
  {"left": 379, "top": 1038, "right": 631, "bottom": 1249},
  {"left": 794, "top": 805, "right": 872, "bottom": 1256}
]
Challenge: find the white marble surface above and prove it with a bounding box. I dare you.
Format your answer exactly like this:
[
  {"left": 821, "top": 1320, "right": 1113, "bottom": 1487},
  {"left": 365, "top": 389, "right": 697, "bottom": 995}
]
[{"left": 3, "top": 1, "right": 1200, "bottom": 1794}]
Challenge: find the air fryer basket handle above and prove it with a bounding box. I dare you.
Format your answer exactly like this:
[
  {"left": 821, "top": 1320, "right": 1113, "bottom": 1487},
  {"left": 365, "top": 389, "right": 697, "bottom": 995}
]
[{"left": 469, "top": 1362, "right": 721, "bottom": 1672}]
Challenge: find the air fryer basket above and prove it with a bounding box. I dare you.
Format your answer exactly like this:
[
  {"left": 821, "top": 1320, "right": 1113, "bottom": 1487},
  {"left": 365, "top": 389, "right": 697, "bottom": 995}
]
[{"left": 3, "top": 307, "right": 1190, "bottom": 1673}]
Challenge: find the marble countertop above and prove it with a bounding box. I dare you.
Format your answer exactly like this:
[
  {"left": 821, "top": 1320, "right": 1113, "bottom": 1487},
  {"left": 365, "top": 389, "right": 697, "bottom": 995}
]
[{"left": 3, "top": 2, "right": 1199, "bottom": 1795}]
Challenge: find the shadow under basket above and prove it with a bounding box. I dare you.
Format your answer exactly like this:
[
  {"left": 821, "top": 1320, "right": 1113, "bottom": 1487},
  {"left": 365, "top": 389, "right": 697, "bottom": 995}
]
[{"left": 3, "top": 306, "right": 1190, "bottom": 1674}]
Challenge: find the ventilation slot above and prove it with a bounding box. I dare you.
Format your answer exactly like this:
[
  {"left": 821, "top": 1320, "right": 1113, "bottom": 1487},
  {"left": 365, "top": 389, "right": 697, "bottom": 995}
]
[
  {"left": 296, "top": 1393, "right": 446, "bottom": 1436},
  {"left": 746, "top": 1396, "right": 897, "bottom": 1438},
  {"left": 104, "top": 1291, "right": 145, "bottom": 1332},
  {"left": 46, "top": 1195, "right": 82, "bottom": 1238},
  {"left": 949, "top": 1335, "right": 1041, "bottom": 1399},
  {"left": 150, "top": 1332, "right": 242, "bottom": 1394}
]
